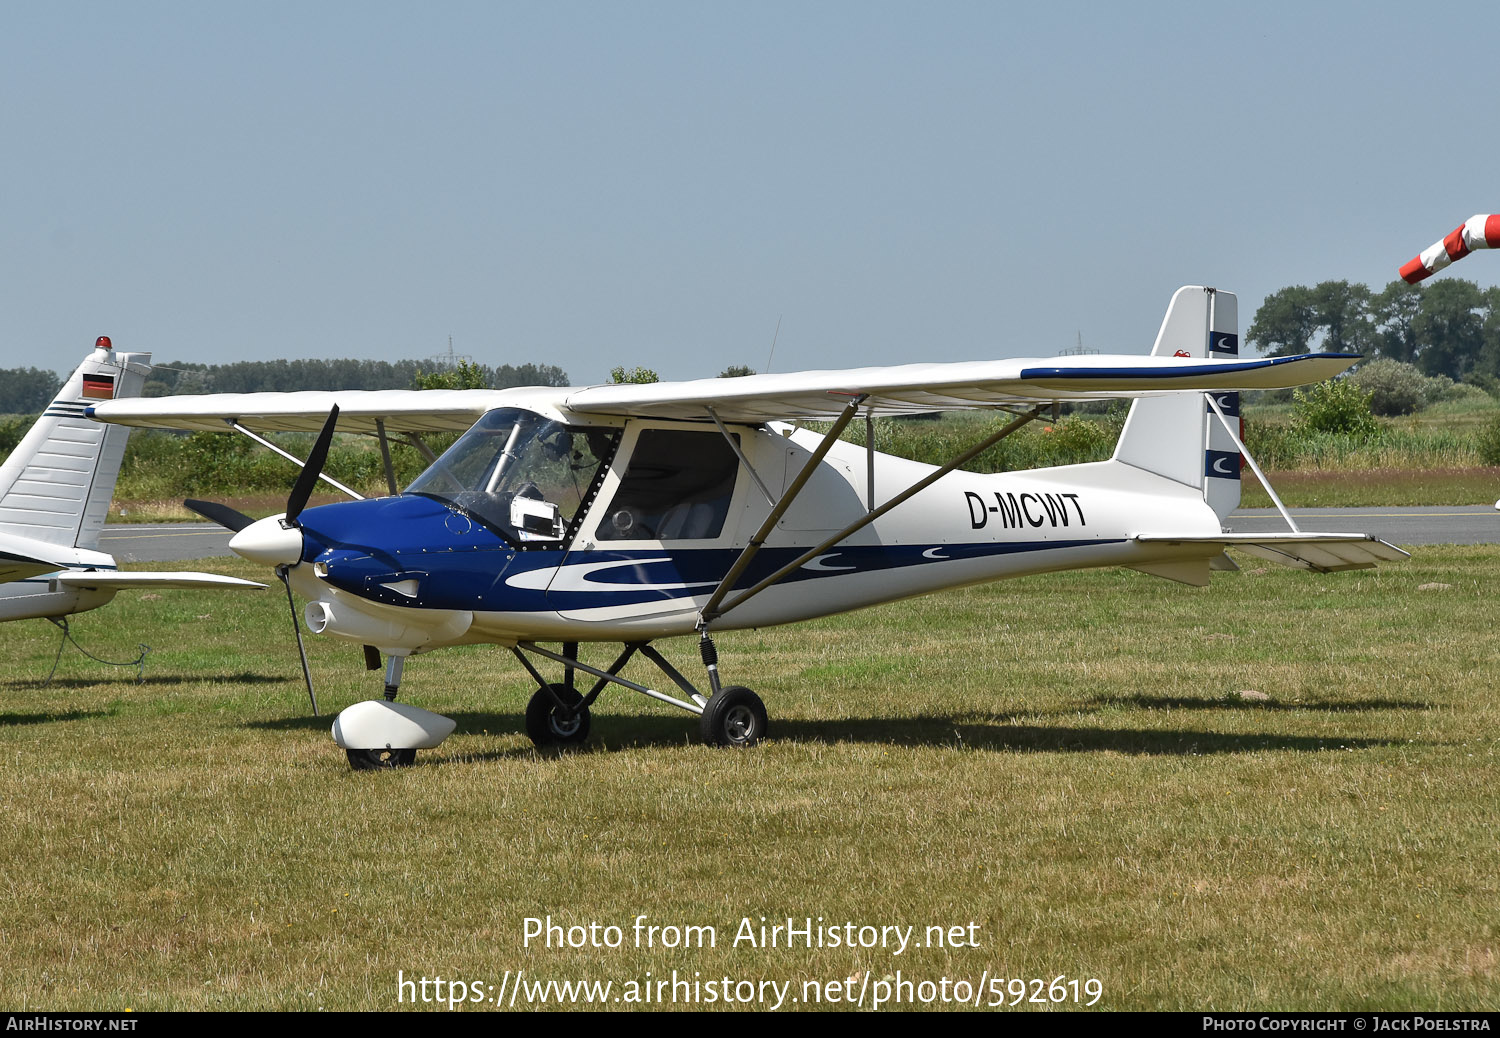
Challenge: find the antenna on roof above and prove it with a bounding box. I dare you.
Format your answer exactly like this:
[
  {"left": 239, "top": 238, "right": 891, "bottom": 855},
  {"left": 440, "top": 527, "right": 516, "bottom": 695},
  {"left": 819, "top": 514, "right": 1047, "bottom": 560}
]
[{"left": 764, "top": 315, "right": 782, "bottom": 374}]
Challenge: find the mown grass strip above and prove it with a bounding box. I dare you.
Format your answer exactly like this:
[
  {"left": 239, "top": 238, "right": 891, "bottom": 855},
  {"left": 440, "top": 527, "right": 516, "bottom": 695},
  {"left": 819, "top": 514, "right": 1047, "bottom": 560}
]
[{"left": 1, "top": 550, "right": 1495, "bottom": 1010}]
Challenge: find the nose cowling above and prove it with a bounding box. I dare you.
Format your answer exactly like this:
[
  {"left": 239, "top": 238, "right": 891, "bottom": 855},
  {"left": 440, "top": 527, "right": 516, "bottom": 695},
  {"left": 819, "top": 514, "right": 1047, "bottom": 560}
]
[{"left": 229, "top": 514, "right": 305, "bottom": 567}]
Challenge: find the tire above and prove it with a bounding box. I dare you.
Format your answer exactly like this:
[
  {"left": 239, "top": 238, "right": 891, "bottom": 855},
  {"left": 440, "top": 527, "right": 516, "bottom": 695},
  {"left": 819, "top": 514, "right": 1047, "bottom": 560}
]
[
  {"left": 346, "top": 747, "right": 417, "bottom": 770},
  {"left": 525, "top": 684, "right": 591, "bottom": 747},
  {"left": 699, "top": 686, "right": 767, "bottom": 747}
]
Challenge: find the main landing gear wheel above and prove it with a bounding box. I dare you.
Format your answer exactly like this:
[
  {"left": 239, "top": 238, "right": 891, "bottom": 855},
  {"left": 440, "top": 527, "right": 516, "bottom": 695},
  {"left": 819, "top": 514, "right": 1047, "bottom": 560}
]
[
  {"left": 345, "top": 747, "right": 417, "bottom": 770},
  {"left": 699, "top": 686, "right": 767, "bottom": 747},
  {"left": 525, "top": 684, "right": 591, "bottom": 748}
]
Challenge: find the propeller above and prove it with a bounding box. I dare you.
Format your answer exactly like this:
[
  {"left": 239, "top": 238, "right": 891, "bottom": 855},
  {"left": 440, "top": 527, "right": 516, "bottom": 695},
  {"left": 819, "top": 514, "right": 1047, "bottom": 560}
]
[
  {"left": 182, "top": 406, "right": 341, "bottom": 717},
  {"left": 184, "top": 498, "right": 255, "bottom": 533},
  {"left": 286, "top": 405, "right": 340, "bottom": 526}
]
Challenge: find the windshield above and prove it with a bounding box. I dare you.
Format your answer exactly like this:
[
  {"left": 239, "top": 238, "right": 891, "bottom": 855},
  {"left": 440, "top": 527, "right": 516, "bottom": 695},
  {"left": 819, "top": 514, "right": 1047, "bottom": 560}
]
[{"left": 407, "top": 408, "right": 616, "bottom": 546}]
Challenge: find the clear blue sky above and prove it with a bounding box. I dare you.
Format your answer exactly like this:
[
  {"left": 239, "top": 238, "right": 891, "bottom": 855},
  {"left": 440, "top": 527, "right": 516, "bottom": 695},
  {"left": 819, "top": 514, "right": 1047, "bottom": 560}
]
[{"left": 3, "top": 1, "right": 1496, "bottom": 384}]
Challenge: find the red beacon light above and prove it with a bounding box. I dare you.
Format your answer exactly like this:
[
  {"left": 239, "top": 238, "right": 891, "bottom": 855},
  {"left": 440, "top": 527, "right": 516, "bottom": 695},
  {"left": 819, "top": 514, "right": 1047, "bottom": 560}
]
[{"left": 95, "top": 336, "right": 112, "bottom": 350}]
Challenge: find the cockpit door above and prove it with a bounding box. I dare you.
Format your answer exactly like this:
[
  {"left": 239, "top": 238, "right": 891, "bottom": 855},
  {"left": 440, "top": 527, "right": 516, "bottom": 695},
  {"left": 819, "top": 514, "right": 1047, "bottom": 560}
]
[{"left": 547, "top": 422, "right": 766, "bottom": 626}]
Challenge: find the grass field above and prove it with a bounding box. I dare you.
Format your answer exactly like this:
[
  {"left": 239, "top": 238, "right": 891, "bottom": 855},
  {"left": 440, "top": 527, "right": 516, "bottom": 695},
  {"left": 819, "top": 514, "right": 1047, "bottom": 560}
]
[
  {"left": 1238, "top": 468, "right": 1500, "bottom": 508},
  {"left": 2, "top": 548, "right": 1497, "bottom": 1011}
]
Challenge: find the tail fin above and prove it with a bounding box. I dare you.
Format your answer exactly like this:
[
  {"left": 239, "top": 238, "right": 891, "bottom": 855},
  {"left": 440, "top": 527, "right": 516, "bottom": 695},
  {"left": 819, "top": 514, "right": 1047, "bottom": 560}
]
[
  {"left": 1112, "top": 286, "right": 1241, "bottom": 518},
  {"left": 0, "top": 339, "right": 151, "bottom": 552}
]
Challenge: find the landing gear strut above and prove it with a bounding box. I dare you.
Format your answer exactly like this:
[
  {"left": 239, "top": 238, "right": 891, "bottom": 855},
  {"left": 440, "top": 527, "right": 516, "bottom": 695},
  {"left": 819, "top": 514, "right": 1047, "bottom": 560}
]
[
  {"left": 696, "top": 629, "right": 766, "bottom": 747},
  {"left": 511, "top": 636, "right": 769, "bottom": 750}
]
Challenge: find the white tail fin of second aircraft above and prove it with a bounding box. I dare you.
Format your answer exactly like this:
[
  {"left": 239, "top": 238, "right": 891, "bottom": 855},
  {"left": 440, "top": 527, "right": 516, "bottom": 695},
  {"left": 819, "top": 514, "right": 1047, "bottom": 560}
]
[
  {"left": 0, "top": 339, "right": 150, "bottom": 553},
  {"left": 1112, "top": 286, "right": 1242, "bottom": 519}
]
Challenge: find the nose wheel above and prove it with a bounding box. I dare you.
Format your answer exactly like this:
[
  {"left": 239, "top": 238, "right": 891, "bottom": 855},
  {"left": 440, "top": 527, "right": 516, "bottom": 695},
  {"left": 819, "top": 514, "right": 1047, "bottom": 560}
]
[
  {"left": 699, "top": 686, "right": 767, "bottom": 747},
  {"left": 345, "top": 747, "right": 417, "bottom": 770}
]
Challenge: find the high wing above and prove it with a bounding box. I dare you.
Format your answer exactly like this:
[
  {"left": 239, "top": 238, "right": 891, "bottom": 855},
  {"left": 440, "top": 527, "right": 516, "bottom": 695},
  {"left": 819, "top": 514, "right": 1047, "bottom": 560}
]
[
  {"left": 86, "top": 388, "right": 513, "bottom": 433},
  {"left": 87, "top": 353, "right": 1358, "bottom": 431},
  {"left": 559, "top": 353, "right": 1358, "bottom": 422}
]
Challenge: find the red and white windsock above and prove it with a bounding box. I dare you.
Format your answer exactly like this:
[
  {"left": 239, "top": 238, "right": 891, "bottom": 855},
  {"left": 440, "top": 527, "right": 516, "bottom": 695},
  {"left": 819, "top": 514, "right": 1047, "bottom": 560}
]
[{"left": 1400, "top": 214, "right": 1500, "bottom": 284}]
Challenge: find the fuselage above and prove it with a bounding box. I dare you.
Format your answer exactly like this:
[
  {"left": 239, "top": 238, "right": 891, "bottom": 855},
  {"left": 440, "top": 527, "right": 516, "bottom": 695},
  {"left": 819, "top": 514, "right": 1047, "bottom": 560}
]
[
  {"left": 0, "top": 529, "right": 119, "bottom": 622},
  {"left": 0, "top": 577, "right": 116, "bottom": 623},
  {"left": 273, "top": 410, "right": 1224, "bottom": 654}
]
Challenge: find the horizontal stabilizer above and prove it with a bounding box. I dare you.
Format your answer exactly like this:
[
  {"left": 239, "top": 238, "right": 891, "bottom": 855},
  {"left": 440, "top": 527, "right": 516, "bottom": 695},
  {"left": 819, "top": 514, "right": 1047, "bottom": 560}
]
[
  {"left": 53, "top": 571, "right": 266, "bottom": 590},
  {"left": 0, "top": 549, "right": 66, "bottom": 584},
  {"left": 1126, "top": 559, "right": 1213, "bottom": 586},
  {"left": 1134, "top": 533, "right": 1409, "bottom": 573}
]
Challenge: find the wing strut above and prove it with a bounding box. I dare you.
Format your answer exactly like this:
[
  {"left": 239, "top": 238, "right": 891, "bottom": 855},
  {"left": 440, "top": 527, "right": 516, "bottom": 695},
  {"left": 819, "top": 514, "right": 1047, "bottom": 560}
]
[
  {"left": 699, "top": 394, "right": 867, "bottom": 625},
  {"left": 700, "top": 403, "right": 1047, "bottom": 626},
  {"left": 706, "top": 405, "right": 775, "bottom": 506},
  {"left": 403, "top": 433, "right": 437, "bottom": 463},
  {"left": 226, "top": 419, "right": 365, "bottom": 501},
  {"left": 865, "top": 409, "right": 876, "bottom": 514},
  {"left": 375, "top": 418, "right": 399, "bottom": 496}
]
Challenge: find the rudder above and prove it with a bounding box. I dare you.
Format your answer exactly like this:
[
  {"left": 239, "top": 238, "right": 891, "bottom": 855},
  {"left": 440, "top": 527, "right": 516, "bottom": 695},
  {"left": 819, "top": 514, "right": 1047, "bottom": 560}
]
[
  {"left": 0, "top": 339, "right": 150, "bottom": 551},
  {"left": 1112, "top": 286, "right": 1241, "bottom": 518}
]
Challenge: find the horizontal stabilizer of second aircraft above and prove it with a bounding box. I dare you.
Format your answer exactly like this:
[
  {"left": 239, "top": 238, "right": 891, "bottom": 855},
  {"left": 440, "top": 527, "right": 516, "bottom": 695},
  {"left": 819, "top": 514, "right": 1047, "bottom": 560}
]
[{"left": 52, "top": 571, "right": 267, "bottom": 590}]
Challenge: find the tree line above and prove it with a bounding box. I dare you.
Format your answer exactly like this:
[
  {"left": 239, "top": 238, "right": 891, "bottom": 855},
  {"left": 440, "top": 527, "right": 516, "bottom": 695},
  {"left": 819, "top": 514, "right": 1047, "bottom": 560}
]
[
  {"left": 0, "top": 368, "right": 64, "bottom": 414},
  {"left": 144, "top": 357, "right": 569, "bottom": 396},
  {"left": 1249, "top": 278, "right": 1500, "bottom": 385},
  {"left": 8, "top": 277, "right": 1494, "bottom": 416},
  {"left": 0, "top": 357, "right": 570, "bottom": 415}
]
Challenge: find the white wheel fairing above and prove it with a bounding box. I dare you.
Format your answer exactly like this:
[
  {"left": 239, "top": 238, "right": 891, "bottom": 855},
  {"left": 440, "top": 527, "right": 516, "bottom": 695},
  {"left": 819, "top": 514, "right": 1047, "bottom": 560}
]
[{"left": 331, "top": 700, "right": 457, "bottom": 750}]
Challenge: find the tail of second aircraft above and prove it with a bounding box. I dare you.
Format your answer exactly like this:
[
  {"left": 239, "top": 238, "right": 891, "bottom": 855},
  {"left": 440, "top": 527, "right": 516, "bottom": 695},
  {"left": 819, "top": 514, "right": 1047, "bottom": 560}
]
[
  {"left": 1112, "top": 286, "right": 1242, "bottom": 519},
  {"left": 0, "top": 338, "right": 150, "bottom": 553}
]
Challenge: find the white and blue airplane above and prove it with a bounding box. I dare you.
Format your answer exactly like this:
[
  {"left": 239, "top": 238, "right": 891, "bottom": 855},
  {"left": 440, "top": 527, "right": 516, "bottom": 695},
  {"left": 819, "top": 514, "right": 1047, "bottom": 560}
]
[
  {"left": 88, "top": 288, "right": 1406, "bottom": 768},
  {"left": 0, "top": 338, "right": 262, "bottom": 626}
]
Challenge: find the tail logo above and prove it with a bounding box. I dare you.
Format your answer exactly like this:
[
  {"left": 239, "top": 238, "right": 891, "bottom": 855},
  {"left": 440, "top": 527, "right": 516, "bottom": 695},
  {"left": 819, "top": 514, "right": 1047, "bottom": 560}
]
[
  {"left": 1205, "top": 450, "right": 1240, "bottom": 480},
  {"left": 1209, "top": 332, "right": 1239, "bottom": 354}
]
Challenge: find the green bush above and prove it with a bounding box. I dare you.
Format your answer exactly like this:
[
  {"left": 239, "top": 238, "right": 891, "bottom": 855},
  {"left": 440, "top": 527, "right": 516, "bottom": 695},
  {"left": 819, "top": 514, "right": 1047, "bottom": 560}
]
[
  {"left": 1464, "top": 373, "right": 1500, "bottom": 398},
  {"left": 1242, "top": 421, "right": 1299, "bottom": 470},
  {"left": 1477, "top": 414, "right": 1500, "bottom": 466},
  {"left": 1292, "top": 378, "right": 1378, "bottom": 437},
  {"left": 115, "top": 429, "right": 434, "bottom": 501},
  {"left": 1038, "top": 416, "right": 1112, "bottom": 464},
  {"left": 609, "top": 366, "right": 659, "bottom": 384},
  {"left": 1351, "top": 359, "right": 1426, "bottom": 416},
  {"left": 412, "top": 360, "right": 489, "bottom": 390},
  {"left": 1427, "top": 380, "right": 1490, "bottom": 406},
  {"left": 0, "top": 415, "right": 33, "bottom": 460}
]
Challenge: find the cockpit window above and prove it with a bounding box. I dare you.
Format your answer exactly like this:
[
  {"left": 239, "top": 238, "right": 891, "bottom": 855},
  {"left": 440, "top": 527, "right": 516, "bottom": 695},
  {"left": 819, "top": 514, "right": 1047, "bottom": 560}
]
[
  {"left": 597, "top": 429, "right": 738, "bottom": 541},
  {"left": 407, "top": 408, "right": 616, "bottom": 546}
]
